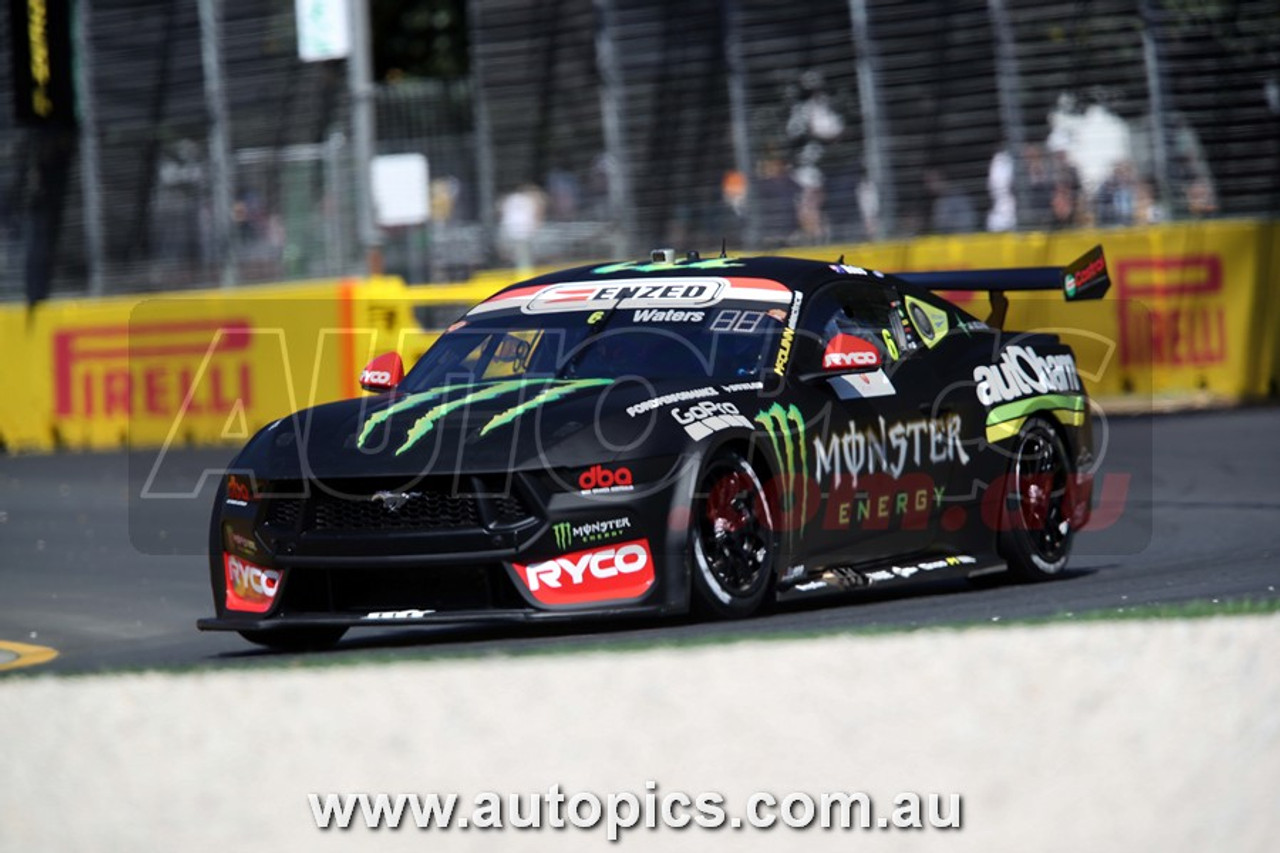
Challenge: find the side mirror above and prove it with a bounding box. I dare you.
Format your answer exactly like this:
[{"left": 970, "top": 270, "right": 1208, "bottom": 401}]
[
  {"left": 821, "top": 333, "right": 881, "bottom": 373},
  {"left": 359, "top": 351, "right": 404, "bottom": 393}
]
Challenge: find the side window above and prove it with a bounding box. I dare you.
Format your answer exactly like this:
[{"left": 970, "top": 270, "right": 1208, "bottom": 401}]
[{"left": 800, "top": 281, "right": 911, "bottom": 366}]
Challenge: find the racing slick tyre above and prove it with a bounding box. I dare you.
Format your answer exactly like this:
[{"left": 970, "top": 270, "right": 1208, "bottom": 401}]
[
  {"left": 999, "top": 417, "right": 1075, "bottom": 581},
  {"left": 689, "top": 449, "right": 777, "bottom": 618},
  {"left": 237, "top": 626, "right": 348, "bottom": 651}
]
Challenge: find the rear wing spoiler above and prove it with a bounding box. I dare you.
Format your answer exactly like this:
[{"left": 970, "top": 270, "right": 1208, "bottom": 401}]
[{"left": 893, "top": 245, "right": 1110, "bottom": 302}]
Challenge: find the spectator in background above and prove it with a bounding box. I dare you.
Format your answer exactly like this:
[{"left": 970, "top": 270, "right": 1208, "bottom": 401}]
[
  {"left": 1094, "top": 160, "right": 1138, "bottom": 227},
  {"left": 924, "top": 169, "right": 978, "bottom": 234},
  {"left": 720, "top": 169, "right": 748, "bottom": 246},
  {"left": 986, "top": 147, "right": 1017, "bottom": 232},
  {"left": 1048, "top": 150, "right": 1082, "bottom": 229},
  {"left": 498, "top": 183, "right": 546, "bottom": 274},
  {"left": 754, "top": 153, "right": 800, "bottom": 247},
  {"left": 545, "top": 167, "right": 580, "bottom": 221},
  {"left": 785, "top": 70, "right": 845, "bottom": 244},
  {"left": 1021, "top": 143, "right": 1054, "bottom": 230},
  {"left": 1130, "top": 109, "right": 1218, "bottom": 220}
]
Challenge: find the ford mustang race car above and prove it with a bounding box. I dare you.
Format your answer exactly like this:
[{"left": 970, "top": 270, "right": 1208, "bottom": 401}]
[{"left": 198, "top": 246, "right": 1110, "bottom": 649}]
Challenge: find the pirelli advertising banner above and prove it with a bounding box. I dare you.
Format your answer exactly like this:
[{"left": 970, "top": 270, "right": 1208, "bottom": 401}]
[
  {"left": 810, "top": 218, "right": 1277, "bottom": 402},
  {"left": 0, "top": 277, "right": 449, "bottom": 452}
]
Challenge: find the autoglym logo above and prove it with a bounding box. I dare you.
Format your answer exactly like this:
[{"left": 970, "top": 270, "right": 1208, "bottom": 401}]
[
  {"left": 223, "top": 554, "right": 281, "bottom": 613},
  {"left": 973, "top": 346, "right": 1081, "bottom": 406},
  {"left": 513, "top": 538, "right": 655, "bottom": 605},
  {"left": 755, "top": 403, "right": 810, "bottom": 530}
]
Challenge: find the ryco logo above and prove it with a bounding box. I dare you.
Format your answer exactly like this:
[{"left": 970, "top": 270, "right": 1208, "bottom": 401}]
[
  {"left": 513, "top": 538, "right": 655, "bottom": 605},
  {"left": 223, "top": 553, "right": 281, "bottom": 613},
  {"left": 360, "top": 369, "right": 394, "bottom": 386},
  {"left": 578, "top": 464, "right": 633, "bottom": 493},
  {"left": 822, "top": 333, "right": 881, "bottom": 370},
  {"left": 824, "top": 350, "right": 878, "bottom": 369}
]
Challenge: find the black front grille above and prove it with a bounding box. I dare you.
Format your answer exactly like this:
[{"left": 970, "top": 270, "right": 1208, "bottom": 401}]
[
  {"left": 313, "top": 489, "right": 481, "bottom": 531},
  {"left": 261, "top": 477, "right": 536, "bottom": 533},
  {"left": 265, "top": 498, "right": 302, "bottom": 528},
  {"left": 280, "top": 563, "right": 527, "bottom": 614},
  {"left": 491, "top": 493, "right": 531, "bottom": 525}
]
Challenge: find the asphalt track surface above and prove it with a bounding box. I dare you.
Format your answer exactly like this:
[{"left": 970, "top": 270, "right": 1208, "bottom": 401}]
[{"left": 1, "top": 407, "right": 1277, "bottom": 676}]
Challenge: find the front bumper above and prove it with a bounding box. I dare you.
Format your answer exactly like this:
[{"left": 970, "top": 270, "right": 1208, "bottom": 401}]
[{"left": 202, "top": 461, "right": 698, "bottom": 631}]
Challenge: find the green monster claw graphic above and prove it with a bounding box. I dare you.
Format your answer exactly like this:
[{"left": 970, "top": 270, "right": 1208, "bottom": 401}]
[
  {"left": 754, "top": 403, "right": 808, "bottom": 530},
  {"left": 395, "top": 379, "right": 559, "bottom": 456},
  {"left": 356, "top": 383, "right": 476, "bottom": 449},
  {"left": 479, "top": 379, "right": 612, "bottom": 437},
  {"left": 553, "top": 522, "right": 572, "bottom": 550}
]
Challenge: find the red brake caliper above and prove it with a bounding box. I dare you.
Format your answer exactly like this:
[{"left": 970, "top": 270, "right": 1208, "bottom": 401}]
[{"left": 707, "top": 472, "right": 752, "bottom": 535}]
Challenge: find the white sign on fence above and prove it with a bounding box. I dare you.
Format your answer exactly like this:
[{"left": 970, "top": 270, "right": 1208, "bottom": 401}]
[{"left": 295, "top": 0, "right": 350, "bottom": 62}]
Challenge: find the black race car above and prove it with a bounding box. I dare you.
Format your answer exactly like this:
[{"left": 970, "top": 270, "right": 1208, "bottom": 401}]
[{"left": 199, "top": 247, "right": 1110, "bottom": 649}]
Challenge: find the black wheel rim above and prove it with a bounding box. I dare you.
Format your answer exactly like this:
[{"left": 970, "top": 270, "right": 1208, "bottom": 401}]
[
  {"left": 1013, "top": 424, "right": 1070, "bottom": 564},
  {"left": 696, "top": 463, "right": 771, "bottom": 596}
]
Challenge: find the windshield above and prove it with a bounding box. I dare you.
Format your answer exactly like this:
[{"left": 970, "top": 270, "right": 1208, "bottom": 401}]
[{"left": 401, "top": 280, "right": 792, "bottom": 391}]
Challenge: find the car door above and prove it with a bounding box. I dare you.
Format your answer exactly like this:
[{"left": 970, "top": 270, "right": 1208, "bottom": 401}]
[{"left": 790, "top": 278, "right": 959, "bottom": 565}]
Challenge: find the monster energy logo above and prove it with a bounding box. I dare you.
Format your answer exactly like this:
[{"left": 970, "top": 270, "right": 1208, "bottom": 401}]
[
  {"left": 355, "top": 378, "right": 609, "bottom": 456},
  {"left": 552, "top": 517, "right": 632, "bottom": 551},
  {"left": 755, "top": 403, "right": 809, "bottom": 529}
]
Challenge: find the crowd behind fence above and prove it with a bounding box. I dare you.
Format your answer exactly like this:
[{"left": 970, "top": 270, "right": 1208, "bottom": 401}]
[{"left": 1, "top": 0, "right": 1277, "bottom": 302}]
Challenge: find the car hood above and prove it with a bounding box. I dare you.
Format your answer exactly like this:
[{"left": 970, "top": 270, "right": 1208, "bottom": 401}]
[{"left": 236, "top": 376, "right": 744, "bottom": 480}]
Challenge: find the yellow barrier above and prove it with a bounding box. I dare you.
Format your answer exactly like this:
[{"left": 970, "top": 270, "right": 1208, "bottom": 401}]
[
  {"left": 0, "top": 276, "right": 507, "bottom": 453},
  {"left": 1, "top": 222, "right": 1275, "bottom": 454},
  {"left": 798, "top": 219, "right": 1276, "bottom": 400}
]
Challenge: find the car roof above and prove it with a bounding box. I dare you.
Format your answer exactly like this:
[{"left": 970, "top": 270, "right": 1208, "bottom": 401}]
[{"left": 492, "top": 254, "right": 901, "bottom": 298}]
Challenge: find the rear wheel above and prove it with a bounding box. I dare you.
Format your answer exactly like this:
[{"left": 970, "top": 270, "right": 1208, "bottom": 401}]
[
  {"left": 237, "top": 626, "right": 348, "bottom": 651},
  {"left": 689, "top": 449, "right": 776, "bottom": 618},
  {"left": 999, "top": 417, "right": 1075, "bottom": 581}
]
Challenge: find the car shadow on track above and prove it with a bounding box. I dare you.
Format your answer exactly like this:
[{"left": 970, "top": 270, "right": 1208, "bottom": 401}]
[{"left": 208, "top": 567, "right": 1099, "bottom": 666}]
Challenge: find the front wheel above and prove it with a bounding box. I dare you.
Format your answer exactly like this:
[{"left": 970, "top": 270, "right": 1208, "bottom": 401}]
[
  {"left": 689, "top": 449, "right": 777, "bottom": 618},
  {"left": 999, "top": 417, "right": 1075, "bottom": 581},
  {"left": 238, "top": 626, "right": 348, "bottom": 651}
]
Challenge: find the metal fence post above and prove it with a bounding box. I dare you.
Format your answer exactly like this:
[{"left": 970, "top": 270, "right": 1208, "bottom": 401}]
[
  {"left": 73, "top": 0, "right": 105, "bottom": 296},
  {"left": 347, "top": 0, "right": 381, "bottom": 275},
  {"left": 467, "top": 0, "right": 497, "bottom": 267},
  {"left": 197, "top": 0, "right": 236, "bottom": 288},
  {"left": 989, "top": 0, "right": 1027, "bottom": 229},
  {"left": 593, "top": 0, "right": 635, "bottom": 259},
  {"left": 723, "top": 0, "right": 756, "bottom": 249},
  {"left": 848, "top": 0, "right": 893, "bottom": 238},
  {"left": 1140, "top": 0, "right": 1173, "bottom": 219}
]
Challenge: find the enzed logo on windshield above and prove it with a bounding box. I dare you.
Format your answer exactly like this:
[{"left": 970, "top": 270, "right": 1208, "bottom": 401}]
[
  {"left": 755, "top": 403, "right": 809, "bottom": 530},
  {"left": 523, "top": 279, "right": 727, "bottom": 313}
]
